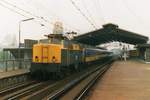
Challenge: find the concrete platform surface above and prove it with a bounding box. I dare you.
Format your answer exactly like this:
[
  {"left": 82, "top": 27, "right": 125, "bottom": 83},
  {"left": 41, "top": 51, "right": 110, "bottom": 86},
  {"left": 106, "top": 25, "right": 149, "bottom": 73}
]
[
  {"left": 88, "top": 60, "right": 150, "bottom": 100},
  {"left": 0, "top": 69, "right": 29, "bottom": 79}
]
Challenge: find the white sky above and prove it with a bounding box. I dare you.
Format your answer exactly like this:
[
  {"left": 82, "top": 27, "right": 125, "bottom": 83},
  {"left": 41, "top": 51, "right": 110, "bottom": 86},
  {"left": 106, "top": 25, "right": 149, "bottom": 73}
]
[{"left": 0, "top": 0, "right": 150, "bottom": 44}]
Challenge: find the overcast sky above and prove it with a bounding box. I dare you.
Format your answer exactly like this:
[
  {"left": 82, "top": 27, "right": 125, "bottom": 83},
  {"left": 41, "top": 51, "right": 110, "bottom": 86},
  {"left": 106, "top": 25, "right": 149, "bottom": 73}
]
[{"left": 0, "top": 0, "right": 150, "bottom": 45}]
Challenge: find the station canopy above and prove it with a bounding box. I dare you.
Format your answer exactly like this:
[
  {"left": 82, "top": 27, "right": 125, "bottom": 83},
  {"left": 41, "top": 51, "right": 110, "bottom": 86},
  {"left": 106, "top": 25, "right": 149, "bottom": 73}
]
[{"left": 73, "top": 23, "right": 149, "bottom": 46}]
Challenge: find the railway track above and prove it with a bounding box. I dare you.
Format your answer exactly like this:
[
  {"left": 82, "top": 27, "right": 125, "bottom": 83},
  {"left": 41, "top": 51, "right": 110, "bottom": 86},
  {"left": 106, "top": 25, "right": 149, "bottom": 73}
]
[
  {"left": 46, "top": 60, "right": 113, "bottom": 100},
  {"left": 27, "top": 60, "right": 113, "bottom": 100},
  {"left": 0, "top": 59, "right": 113, "bottom": 100},
  {"left": 0, "top": 80, "right": 54, "bottom": 100},
  {"left": 0, "top": 80, "right": 36, "bottom": 96},
  {"left": 56, "top": 66, "right": 108, "bottom": 100}
]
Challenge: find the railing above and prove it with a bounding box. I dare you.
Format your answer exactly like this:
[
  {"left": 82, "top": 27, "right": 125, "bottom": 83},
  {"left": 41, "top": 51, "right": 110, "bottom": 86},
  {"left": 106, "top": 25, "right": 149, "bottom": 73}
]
[{"left": 0, "top": 59, "right": 31, "bottom": 72}]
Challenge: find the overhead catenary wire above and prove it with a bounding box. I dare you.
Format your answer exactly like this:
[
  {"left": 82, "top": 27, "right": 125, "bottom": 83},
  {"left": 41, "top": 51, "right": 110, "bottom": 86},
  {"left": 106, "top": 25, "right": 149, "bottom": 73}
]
[
  {"left": 121, "top": 0, "right": 150, "bottom": 35},
  {"left": 91, "top": 0, "right": 105, "bottom": 24},
  {"left": 0, "top": 0, "right": 74, "bottom": 32},
  {"left": 81, "top": 0, "right": 98, "bottom": 28},
  {"left": 15, "top": 0, "right": 80, "bottom": 32},
  {"left": 80, "top": 0, "right": 108, "bottom": 42},
  {"left": 121, "top": 0, "right": 143, "bottom": 24},
  {"left": 0, "top": 0, "right": 41, "bottom": 18},
  {"left": 69, "top": 0, "right": 97, "bottom": 30},
  {"left": 0, "top": 1, "right": 51, "bottom": 30},
  {"left": 0, "top": 2, "right": 28, "bottom": 18},
  {"left": 34, "top": 0, "right": 80, "bottom": 32},
  {"left": 0, "top": 0, "right": 52, "bottom": 24}
]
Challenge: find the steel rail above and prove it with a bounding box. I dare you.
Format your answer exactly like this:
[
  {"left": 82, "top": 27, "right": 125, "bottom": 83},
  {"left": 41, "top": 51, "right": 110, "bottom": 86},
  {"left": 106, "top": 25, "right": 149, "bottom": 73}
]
[
  {"left": 46, "top": 59, "right": 114, "bottom": 100},
  {"left": 1, "top": 81, "right": 53, "bottom": 100},
  {"left": 0, "top": 59, "right": 114, "bottom": 100},
  {"left": 75, "top": 63, "right": 112, "bottom": 100},
  {"left": 0, "top": 80, "right": 36, "bottom": 96}
]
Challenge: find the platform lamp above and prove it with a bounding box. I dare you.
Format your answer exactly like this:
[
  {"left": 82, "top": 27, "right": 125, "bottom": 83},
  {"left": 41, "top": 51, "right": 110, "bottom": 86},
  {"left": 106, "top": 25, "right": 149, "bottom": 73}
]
[{"left": 18, "top": 18, "right": 34, "bottom": 69}]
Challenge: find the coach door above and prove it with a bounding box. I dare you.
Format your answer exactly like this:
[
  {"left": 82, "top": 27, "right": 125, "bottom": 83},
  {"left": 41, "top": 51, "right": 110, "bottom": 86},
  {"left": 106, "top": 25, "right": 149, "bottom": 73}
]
[{"left": 42, "top": 46, "right": 49, "bottom": 63}]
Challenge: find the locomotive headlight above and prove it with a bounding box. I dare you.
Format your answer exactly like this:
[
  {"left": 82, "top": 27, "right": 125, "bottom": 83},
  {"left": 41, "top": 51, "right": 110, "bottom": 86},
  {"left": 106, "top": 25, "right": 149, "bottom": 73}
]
[
  {"left": 52, "top": 56, "right": 57, "bottom": 63},
  {"left": 35, "top": 56, "right": 39, "bottom": 62}
]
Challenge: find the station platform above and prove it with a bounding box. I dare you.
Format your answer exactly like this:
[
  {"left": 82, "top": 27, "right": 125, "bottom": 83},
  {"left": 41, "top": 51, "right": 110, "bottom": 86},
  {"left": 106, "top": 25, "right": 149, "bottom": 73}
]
[
  {"left": 88, "top": 60, "right": 150, "bottom": 100},
  {"left": 0, "top": 69, "right": 29, "bottom": 79}
]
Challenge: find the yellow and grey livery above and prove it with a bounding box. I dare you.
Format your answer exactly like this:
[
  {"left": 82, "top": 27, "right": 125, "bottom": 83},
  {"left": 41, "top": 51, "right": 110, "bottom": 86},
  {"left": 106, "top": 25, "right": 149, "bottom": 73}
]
[{"left": 30, "top": 34, "right": 112, "bottom": 80}]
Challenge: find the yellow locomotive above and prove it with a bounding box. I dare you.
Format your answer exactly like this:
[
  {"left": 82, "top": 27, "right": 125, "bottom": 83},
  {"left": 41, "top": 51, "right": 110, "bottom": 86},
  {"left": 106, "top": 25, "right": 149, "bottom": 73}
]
[{"left": 30, "top": 34, "right": 112, "bottom": 80}]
